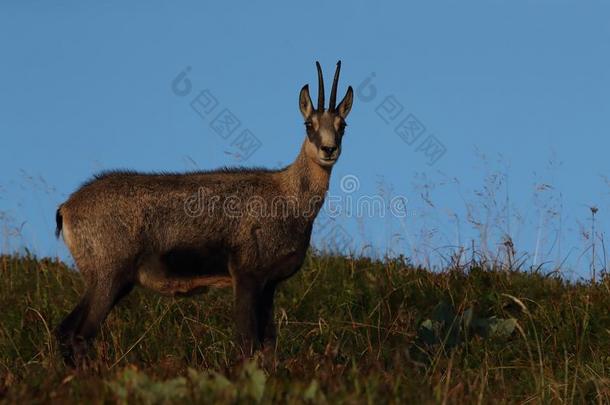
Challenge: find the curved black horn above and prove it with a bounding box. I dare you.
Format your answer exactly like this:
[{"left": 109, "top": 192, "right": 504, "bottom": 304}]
[
  {"left": 329, "top": 60, "right": 341, "bottom": 111},
  {"left": 316, "top": 61, "right": 325, "bottom": 111}
]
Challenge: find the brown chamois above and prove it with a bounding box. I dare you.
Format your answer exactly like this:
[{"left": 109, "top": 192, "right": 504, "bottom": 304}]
[{"left": 54, "top": 61, "right": 353, "bottom": 364}]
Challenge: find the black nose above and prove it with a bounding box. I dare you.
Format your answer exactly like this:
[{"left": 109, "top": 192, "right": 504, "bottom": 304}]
[{"left": 321, "top": 146, "right": 337, "bottom": 156}]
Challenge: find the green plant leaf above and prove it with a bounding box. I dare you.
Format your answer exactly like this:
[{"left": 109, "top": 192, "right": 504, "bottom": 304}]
[
  {"left": 238, "top": 359, "right": 267, "bottom": 402},
  {"left": 489, "top": 318, "right": 518, "bottom": 337}
]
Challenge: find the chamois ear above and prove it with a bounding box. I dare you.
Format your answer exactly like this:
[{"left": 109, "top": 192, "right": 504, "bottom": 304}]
[
  {"left": 299, "top": 84, "right": 314, "bottom": 119},
  {"left": 337, "top": 86, "right": 353, "bottom": 119}
]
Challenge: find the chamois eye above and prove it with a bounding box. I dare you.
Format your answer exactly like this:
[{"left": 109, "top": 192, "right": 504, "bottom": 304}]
[{"left": 305, "top": 121, "right": 313, "bottom": 129}]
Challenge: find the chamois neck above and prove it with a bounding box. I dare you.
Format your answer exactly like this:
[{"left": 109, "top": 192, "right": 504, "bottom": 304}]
[{"left": 281, "top": 140, "right": 332, "bottom": 198}]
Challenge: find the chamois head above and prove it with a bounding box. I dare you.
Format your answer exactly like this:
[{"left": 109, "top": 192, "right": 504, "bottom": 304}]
[{"left": 299, "top": 61, "right": 353, "bottom": 168}]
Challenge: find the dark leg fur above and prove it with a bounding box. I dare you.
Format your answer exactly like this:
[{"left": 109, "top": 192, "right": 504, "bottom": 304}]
[
  {"left": 55, "top": 276, "right": 134, "bottom": 366},
  {"left": 55, "top": 294, "right": 90, "bottom": 366},
  {"left": 257, "top": 282, "right": 277, "bottom": 347},
  {"left": 233, "top": 277, "right": 261, "bottom": 356}
]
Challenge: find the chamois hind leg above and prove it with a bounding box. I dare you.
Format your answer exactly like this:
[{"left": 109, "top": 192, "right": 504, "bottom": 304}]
[
  {"left": 55, "top": 293, "right": 91, "bottom": 364},
  {"left": 57, "top": 268, "right": 134, "bottom": 366}
]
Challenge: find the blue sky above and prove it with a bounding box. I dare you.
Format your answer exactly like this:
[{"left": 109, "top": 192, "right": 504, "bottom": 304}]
[{"left": 1, "top": 1, "right": 609, "bottom": 278}]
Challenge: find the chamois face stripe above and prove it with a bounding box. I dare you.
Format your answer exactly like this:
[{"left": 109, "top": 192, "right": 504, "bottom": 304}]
[{"left": 306, "top": 123, "right": 323, "bottom": 148}]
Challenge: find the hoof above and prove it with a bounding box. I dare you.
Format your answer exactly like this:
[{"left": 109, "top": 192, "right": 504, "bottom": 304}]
[{"left": 54, "top": 330, "right": 91, "bottom": 368}]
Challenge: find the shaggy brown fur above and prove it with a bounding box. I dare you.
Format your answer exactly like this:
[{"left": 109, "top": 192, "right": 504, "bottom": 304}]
[{"left": 54, "top": 61, "right": 353, "bottom": 364}]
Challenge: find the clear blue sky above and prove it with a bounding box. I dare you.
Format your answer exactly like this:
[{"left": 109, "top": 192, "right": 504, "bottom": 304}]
[{"left": 1, "top": 1, "right": 609, "bottom": 278}]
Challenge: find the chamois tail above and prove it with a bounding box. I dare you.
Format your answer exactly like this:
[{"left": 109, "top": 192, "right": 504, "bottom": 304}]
[{"left": 55, "top": 206, "right": 63, "bottom": 239}]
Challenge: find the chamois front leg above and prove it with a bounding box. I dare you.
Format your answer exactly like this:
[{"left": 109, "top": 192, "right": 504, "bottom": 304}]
[
  {"left": 257, "top": 281, "right": 277, "bottom": 348},
  {"left": 233, "top": 276, "right": 261, "bottom": 356}
]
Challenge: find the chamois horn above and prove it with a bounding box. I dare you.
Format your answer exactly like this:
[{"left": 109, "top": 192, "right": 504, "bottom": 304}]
[{"left": 315, "top": 61, "right": 325, "bottom": 111}]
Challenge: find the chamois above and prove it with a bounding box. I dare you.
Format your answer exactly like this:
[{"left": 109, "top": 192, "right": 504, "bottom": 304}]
[{"left": 54, "top": 61, "right": 353, "bottom": 364}]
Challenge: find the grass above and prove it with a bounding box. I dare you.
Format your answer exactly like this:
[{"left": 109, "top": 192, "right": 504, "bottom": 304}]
[{"left": 0, "top": 253, "right": 609, "bottom": 404}]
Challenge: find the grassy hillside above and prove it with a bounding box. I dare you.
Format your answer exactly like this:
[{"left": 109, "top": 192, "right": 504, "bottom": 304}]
[{"left": 0, "top": 254, "right": 609, "bottom": 404}]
